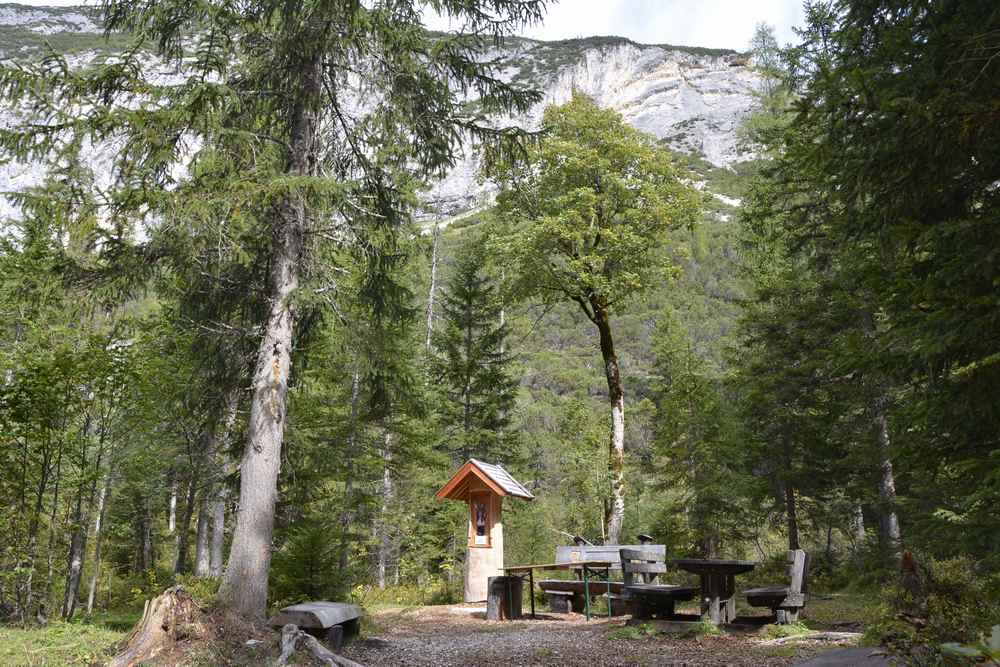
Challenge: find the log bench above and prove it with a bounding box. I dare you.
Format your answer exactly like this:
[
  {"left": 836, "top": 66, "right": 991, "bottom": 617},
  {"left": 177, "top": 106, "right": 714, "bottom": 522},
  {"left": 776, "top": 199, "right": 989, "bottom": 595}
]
[
  {"left": 745, "top": 549, "right": 810, "bottom": 624},
  {"left": 267, "top": 601, "right": 361, "bottom": 650}
]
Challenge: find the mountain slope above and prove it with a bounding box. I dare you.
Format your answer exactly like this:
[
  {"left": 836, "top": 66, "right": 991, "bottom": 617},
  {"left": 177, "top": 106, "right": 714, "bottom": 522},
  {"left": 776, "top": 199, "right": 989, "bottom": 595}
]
[{"left": 0, "top": 4, "right": 760, "bottom": 221}]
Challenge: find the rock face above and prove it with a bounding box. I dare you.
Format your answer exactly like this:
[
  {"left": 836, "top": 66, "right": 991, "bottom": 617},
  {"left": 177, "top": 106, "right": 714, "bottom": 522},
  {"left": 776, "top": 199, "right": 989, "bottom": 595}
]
[{"left": 0, "top": 6, "right": 760, "bottom": 222}]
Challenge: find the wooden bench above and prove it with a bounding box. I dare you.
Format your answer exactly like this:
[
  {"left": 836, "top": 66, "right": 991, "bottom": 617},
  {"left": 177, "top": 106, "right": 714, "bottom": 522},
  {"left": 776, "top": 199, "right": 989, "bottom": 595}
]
[
  {"left": 536, "top": 539, "right": 659, "bottom": 615},
  {"left": 618, "top": 548, "right": 697, "bottom": 619},
  {"left": 745, "top": 549, "right": 810, "bottom": 624},
  {"left": 267, "top": 601, "right": 361, "bottom": 650}
]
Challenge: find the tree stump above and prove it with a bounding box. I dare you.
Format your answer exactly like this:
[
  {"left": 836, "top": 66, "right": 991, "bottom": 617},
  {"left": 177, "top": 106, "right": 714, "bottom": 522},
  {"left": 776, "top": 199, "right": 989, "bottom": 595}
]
[
  {"left": 107, "top": 585, "right": 207, "bottom": 667},
  {"left": 486, "top": 576, "right": 523, "bottom": 620}
]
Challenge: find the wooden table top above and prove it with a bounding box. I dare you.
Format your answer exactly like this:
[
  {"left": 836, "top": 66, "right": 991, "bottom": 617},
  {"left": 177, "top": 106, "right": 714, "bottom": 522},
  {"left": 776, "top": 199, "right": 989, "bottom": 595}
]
[
  {"left": 503, "top": 561, "right": 613, "bottom": 574},
  {"left": 674, "top": 559, "right": 756, "bottom": 575}
]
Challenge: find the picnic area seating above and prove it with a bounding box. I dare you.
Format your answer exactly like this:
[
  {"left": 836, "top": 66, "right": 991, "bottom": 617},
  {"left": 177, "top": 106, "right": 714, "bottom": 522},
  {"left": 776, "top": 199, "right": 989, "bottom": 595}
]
[
  {"left": 267, "top": 601, "right": 361, "bottom": 650},
  {"left": 535, "top": 539, "right": 653, "bottom": 615},
  {"left": 744, "top": 549, "right": 810, "bottom": 624},
  {"left": 616, "top": 548, "right": 697, "bottom": 620}
]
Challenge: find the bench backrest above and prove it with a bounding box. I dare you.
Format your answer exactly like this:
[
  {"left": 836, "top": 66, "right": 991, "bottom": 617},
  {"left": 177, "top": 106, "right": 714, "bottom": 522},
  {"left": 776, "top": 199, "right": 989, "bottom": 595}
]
[
  {"left": 788, "top": 549, "right": 810, "bottom": 595},
  {"left": 555, "top": 543, "right": 666, "bottom": 571},
  {"left": 619, "top": 548, "right": 668, "bottom": 586}
]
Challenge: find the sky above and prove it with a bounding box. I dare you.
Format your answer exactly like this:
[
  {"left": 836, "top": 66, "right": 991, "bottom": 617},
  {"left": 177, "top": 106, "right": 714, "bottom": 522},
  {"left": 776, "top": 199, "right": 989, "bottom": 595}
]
[{"left": 14, "top": 0, "right": 805, "bottom": 50}]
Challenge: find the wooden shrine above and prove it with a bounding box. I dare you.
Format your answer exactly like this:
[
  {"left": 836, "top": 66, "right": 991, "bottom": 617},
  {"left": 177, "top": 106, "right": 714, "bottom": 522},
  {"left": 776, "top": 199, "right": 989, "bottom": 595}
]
[{"left": 435, "top": 459, "right": 533, "bottom": 602}]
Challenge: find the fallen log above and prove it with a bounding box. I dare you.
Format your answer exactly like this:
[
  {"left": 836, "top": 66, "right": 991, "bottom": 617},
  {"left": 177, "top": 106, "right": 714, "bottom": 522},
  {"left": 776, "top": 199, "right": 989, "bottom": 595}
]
[
  {"left": 107, "top": 585, "right": 208, "bottom": 667},
  {"left": 762, "top": 631, "right": 863, "bottom": 645},
  {"left": 277, "top": 623, "right": 365, "bottom": 667}
]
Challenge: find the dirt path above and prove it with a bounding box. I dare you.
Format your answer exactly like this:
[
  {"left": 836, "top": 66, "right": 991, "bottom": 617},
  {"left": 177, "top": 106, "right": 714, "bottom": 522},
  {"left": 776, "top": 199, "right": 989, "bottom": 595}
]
[{"left": 341, "top": 604, "right": 858, "bottom": 666}]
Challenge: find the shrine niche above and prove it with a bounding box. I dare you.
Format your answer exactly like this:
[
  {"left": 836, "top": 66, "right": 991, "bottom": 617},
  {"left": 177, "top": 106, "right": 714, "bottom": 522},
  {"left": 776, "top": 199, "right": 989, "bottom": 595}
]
[{"left": 435, "top": 459, "right": 533, "bottom": 602}]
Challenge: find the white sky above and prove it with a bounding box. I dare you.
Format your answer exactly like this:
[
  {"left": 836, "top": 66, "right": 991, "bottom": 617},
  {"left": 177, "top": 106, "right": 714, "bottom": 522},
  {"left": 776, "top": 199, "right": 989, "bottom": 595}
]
[{"left": 13, "top": 0, "right": 805, "bottom": 50}]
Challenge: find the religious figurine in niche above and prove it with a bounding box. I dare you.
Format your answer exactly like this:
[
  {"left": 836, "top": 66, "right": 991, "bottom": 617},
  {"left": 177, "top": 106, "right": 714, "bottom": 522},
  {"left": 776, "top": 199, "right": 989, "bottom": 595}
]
[{"left": 474, "top": 499, "right": 488, "bottom": 545}]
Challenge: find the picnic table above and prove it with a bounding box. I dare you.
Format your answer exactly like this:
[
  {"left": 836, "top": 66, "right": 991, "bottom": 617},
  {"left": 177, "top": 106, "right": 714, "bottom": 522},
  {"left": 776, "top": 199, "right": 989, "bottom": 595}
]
[
  {"left": 503, "top": 560, "right": 613, "bottom": 621},
  {"left": 675, "top": 558, "right": 755, "bottom": 625}
]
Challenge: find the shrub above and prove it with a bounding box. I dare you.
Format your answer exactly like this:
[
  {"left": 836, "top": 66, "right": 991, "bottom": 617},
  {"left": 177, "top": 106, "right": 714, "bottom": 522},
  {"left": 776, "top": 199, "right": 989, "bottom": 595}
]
[{"left": 864, "top": 556, "right": 1000, "bottom": 666}]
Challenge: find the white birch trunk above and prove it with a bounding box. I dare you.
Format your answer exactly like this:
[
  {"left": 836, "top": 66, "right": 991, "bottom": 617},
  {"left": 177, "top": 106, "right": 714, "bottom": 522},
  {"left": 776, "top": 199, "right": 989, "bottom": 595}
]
[
  {"left": 209, "top": 388, "right": 240, "bottom": 579},
  {"left": 874, "top": 398, "right": 902, "bottom": 552},
  {"left": 425, "top": 223, "right": 440, "bottom": 352},
  {"left": 168, "top": 480, "right": 177, "bottom": 535},
  {"left": 85, "top": 474, "right": 111, "bottom": 614}
]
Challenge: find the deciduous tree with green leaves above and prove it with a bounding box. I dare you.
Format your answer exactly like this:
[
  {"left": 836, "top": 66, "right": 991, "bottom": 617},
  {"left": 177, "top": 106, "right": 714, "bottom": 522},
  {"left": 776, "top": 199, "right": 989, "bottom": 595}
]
[{"left": 492, "top": 92, "right": 700, "bottom": 544}]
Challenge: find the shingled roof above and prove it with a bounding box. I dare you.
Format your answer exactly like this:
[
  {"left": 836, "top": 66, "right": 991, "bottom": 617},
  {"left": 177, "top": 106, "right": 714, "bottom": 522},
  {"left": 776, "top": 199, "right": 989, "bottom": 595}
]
[{"left": 435, "top": 459, "right": 534, "bottom": 501}]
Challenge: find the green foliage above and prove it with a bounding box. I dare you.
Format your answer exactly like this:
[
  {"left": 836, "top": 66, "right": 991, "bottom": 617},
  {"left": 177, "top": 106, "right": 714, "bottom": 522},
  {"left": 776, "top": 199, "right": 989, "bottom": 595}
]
[
  {"left": 941, "top": 625, "right": 1000, "bottom": 664},
  {"left": 494, "top": 92, "right": 700, "bottom": 314},
  {"left": 430, "top": 233, "right": 519, "bottom": 465},
  {"left": 865, "top": 557, "right": 1000, "bottom": 666}
]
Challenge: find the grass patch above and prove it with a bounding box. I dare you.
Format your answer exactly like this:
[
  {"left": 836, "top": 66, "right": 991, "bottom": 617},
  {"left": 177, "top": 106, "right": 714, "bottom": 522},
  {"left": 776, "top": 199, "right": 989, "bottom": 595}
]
[
  {"left": 608, "top": 622, "right": 659, "bottom": 640},
  {"left": 0, "top": 620, "right": 124, "bottom": 666},
  {"left": 805, "top": 592, "right": 879, "bottom": 630},
  {"left": 760, "top": 622, "right": 811, "bottom": 639}
]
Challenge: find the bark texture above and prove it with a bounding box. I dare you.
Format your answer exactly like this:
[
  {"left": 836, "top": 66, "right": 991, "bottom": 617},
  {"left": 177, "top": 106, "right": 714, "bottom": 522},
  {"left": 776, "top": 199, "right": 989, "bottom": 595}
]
[
  {"left": 86, "top": 474, "right": 111, "bottom": 614},
  {"left": 591, "top": 299, "right": 625, "bottom": 545},
  {"left": 875, "top": 397, "right": 902, "bottom": 553},
  {"left": 424, "top": 223, "right": 440, "bottom": 352},
  {"left": 217, "top": 54, "right": 321, "bottom": 619},
  {"left": 108, "top": 586, "right": 207, "bottom": 667}
]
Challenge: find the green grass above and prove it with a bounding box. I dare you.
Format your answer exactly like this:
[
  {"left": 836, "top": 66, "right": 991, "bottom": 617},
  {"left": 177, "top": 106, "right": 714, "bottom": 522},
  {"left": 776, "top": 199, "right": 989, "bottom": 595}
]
[
  {"left": 804, "top": 592, "right": 880, "bottom": 630},
  {"left": 760, "top": 621, "right": 811, "bottom": 639},
  {"left": 0, "top": 620, "right": 125, "bottom": 667}
]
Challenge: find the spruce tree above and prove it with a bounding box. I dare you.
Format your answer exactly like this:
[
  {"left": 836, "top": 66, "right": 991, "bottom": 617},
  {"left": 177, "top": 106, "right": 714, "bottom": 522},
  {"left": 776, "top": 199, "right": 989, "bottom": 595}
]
[{"left": 431, "top": 235, "right": 518, "bottom": 465}]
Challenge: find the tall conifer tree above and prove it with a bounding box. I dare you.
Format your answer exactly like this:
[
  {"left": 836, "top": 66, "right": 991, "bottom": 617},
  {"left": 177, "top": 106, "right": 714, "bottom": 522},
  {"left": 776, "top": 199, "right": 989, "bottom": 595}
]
[{"left": 431, "top": 235, "right": 518, "bottom": 465}]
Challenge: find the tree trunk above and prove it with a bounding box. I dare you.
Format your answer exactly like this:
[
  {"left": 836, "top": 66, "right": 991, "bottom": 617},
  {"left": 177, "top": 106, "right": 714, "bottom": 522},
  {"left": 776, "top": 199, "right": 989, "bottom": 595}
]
[
  {"left": 140, "top": 499, "right": 154, "bottom": 572},
  {"left": 62, "top": 490, "right": 88, "bottom": 619},
  {"left": 784, "top": 483, "right": 800, "bottom": 550},
  {"left": 173, "top": 478, "right": 196, "bottom": 575},
  {"left": 874, "top": 396, "right": 901, "bottom": 553},
  {"left": 425, "top": 222, "right": 440, "bottom": 353},
  {"left": 852, "top": 505, "right": 866, "bottom": 547},
  {"left": 591, "top": 300, "right": 625, "bottom": 545},
  {"left": 168, "top": 477, "right": 177, "bottom": 535},
  {"left": 193, "top": 496, "right": 211, "bottom": 577},
  {"left": 218, "top": 53, "right": 321, "bottom": 619},
  {"left": 209, "top": 486, "right": 227, "bottom": 579},
  {"left": 338, "top": 368, "right": 361, "bottom": 573},
  {"left": 86, "top": 474, "right": 111, "bottom": 614},
  {"left": 376, "top": 427, "right": 393, "bottom": 590},
  {"left": 209, "top": 387, "right": 240, "bottom": 579}
]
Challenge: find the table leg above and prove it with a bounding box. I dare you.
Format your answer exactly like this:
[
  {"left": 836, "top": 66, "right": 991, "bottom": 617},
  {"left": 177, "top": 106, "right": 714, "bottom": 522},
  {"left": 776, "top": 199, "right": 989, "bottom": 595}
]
[
  {"left": 529, "top": 570, "right": 535, "bottom": 619},
  {"left": 725, "top": 574, "right": 736, "bottom": 623},
  {"left": 506, "top": 576, "right": 513, "bottom": 620},
  {"left": 583, "top": 566, "right": 591, "bottom": 621},
  {"left": 705, "top": 574, "right": 721, "bottom": 625},
  {"left": 607, "top": 569, "right": 612, "bottom": 619}
]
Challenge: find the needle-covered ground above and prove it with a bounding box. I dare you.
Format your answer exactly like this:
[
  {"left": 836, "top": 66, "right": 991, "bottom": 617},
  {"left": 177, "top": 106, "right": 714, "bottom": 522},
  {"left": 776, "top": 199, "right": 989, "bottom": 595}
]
[
  {"left": 340, "top": 598, "right": 871, "bottom": 667},
  {"left": 0, "top": 594, "right": 876, "bottom": 666}
]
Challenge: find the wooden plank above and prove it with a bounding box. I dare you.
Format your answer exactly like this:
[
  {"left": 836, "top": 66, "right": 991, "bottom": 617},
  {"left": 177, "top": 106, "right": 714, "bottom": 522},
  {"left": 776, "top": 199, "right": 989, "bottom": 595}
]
[
  {"left": 504, "top": 560, "right": 612, "bottom": 573},
  {"left": 619, "top": 548, "right": 666, "bottom": 562},
  {"left": 556, "top": 544, "right": 665, "bottom": 566},
  {"left": 621, "top": 562, "right": 667, "bottom": 574},
  {"left": 267, "top": 602, "right": 361, "bottom": 630}
]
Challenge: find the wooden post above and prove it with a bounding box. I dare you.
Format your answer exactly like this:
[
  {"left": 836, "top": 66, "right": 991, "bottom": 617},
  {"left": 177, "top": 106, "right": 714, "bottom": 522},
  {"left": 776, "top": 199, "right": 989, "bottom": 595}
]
[{"left": 486, "top": 576, "right": 522, "bottom": 620}]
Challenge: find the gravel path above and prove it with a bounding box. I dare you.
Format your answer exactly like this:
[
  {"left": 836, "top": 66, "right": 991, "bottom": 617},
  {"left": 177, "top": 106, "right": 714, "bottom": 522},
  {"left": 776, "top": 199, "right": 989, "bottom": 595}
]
[{"left": 341, "top": 604, "right": 855, "bottom": 666}]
